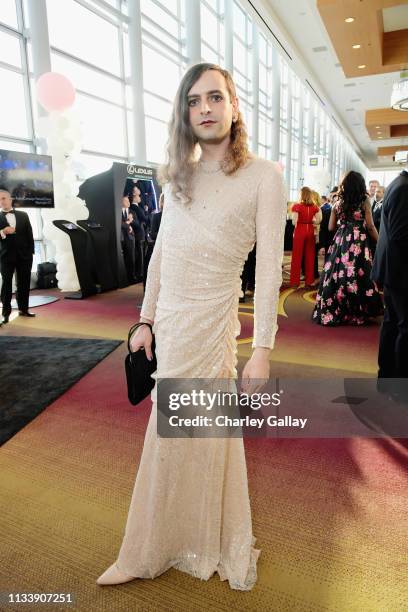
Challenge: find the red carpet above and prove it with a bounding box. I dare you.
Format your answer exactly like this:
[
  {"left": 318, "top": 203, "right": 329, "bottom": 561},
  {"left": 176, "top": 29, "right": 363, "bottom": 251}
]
[{"left": 0, "top": 286, "right": 406, "bottom": 610}]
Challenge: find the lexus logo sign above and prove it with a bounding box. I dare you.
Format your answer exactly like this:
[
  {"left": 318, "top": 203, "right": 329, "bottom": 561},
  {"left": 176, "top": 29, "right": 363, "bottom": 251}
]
[{"left": 127, "top": 164, "right": 153, "bottom": 177}]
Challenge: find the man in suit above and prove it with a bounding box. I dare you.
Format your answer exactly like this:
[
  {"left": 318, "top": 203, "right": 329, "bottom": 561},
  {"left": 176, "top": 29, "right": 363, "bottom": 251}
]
[
  {"left": 368, "top": 179, "right": 380, "bottom": 207},
  {"left": 372, "top": 185, "right": 385, "bottom": 232},
  {"left": 121, "top": 195, "right": 137, "bottom": 284},
  {"left": 129, "top": 186, "right": 149, "bottom": 282},
  {"left": 318, "top": 195, "right": 334, "bottom": 260},
  {"left": 370, "top": 185, "right": 385, "bottom": 259},
  {"left": 371, "top": 169, "right": 408, "bottom": 395},
  {"left": 0, "top": 188, "right": 35, "bottom": 324}
]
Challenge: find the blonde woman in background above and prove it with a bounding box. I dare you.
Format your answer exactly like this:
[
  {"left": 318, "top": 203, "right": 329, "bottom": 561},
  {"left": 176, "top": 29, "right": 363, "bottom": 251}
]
[{"left": 290, "top": 187, "right": 322, "bottom": 288}]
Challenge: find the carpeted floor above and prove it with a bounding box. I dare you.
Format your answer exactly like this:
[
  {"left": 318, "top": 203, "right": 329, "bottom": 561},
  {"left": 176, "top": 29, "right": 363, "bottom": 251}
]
[
  {"left": 0, "top": 337, "right": 122, "bottom": 445},
  {"left": 0, "top": 285, "right": 407, "bottom": 611}
]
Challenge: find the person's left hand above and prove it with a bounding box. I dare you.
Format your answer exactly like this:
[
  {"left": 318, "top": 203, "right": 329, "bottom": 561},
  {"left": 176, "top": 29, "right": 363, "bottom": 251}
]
[{"left": 241, "top": 348, "right": 270, "bottom": 394}]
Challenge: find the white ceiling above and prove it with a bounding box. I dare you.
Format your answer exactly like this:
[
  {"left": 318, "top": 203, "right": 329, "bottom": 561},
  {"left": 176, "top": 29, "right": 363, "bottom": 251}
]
[{"left": 261, "top": 0, "right": 408, "bottom": 169}]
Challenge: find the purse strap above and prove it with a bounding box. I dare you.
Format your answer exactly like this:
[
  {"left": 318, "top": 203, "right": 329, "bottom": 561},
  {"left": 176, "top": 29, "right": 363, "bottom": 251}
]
[{"left": 128, "top": 322, "right": 153, "bottom": 353}]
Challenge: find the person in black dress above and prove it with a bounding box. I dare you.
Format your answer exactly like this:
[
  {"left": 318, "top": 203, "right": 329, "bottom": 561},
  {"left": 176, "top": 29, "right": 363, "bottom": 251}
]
[{"left": 312, "top": 171, "right": 383, "bottom": 326}]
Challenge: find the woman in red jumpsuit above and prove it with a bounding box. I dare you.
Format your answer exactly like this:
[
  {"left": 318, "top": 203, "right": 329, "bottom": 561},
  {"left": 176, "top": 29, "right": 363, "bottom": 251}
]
[{"left": 290, "top": 187, "right": 322, "bottom": 288}]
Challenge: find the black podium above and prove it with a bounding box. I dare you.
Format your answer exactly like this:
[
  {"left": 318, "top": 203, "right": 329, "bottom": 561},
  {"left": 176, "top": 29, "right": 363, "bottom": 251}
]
[
  {"left": 78, "top": 162, "right": 160, "bottom": 289},
  {"left": 53, "top": 220, "right": 97, "bottom": 299},
  {"left": 77, "top": 220, "right": 116, "bottom": 291}
]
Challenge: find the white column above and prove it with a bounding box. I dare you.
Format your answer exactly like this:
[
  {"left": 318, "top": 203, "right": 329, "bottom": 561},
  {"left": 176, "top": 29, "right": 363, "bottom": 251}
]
[
  {"left": 25, "top": 0, "right": 51, "bottom": 125},
  {"left": 298, "top": 93, "right": 304, "bottom": 189},
  {"left": 285, "top": 73, "right": 292, "bottom": 191},
  {"left": 271, "top": 46, "right": 280, "bottom": 161},
  {"left": 25, "top": 0, "right": 51, "bottom": 249},
  {"left": 315, "top": 107, "right": 320, "bottom": 155},
  {"left": 307, "top": 102, "right": 314, "bottom": 155},
  {"left": 186, "top": 0, "right": 201, "bottom": 66},
  {"left": 251, "top": 23, "right": 259, "bottom": 155},
  {"left": 224, "top": 0, "right": 233, "bottom": 71},
  {"left": 128, "top": 0, "right": 147, "bottom": 164},
  {"left": 327, "top": 127, "right": 333, "bottom": 187}
]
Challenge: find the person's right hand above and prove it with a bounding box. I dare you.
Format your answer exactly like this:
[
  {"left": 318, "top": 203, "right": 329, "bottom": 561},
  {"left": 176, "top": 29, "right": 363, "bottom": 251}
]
[
  {"left": 130, "top": 324, "right": 153, "bottom": 360},
  {"left": 3, "top": 226, "right": 16, "bottom": 235}
]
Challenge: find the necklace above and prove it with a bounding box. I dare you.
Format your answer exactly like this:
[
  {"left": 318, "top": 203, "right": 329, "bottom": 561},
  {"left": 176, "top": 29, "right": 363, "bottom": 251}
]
[{"left": 197, "top": 160, "right": 223, "bottom": 175}]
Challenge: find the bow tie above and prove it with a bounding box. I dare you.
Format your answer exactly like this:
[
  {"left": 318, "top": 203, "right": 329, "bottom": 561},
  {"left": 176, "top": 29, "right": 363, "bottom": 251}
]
[{"left": 2, "top": 210, "right": 14, "bottom": 214}]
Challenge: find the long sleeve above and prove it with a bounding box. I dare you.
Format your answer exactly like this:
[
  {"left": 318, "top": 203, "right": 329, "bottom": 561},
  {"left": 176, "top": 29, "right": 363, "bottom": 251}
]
[
  {"left": 253, "top": 163, "right": 287, "bottom": 349},
  {"left": 139, "top": 190, "right": 167, "bottom": 322},
  {"left": 388, "top": 183, "right": 408, "bottom": 243}
]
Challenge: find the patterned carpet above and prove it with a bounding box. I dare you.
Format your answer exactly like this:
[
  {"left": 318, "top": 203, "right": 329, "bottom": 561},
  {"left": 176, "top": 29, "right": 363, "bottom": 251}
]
[{"left": 0, "top": 285, "right": 407, "bottom": 611}]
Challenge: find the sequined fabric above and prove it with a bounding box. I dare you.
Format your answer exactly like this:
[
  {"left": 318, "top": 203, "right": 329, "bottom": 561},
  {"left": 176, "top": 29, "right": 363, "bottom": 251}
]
[{"left": 116, "top": 157, "right": 287, "bottom": 590}]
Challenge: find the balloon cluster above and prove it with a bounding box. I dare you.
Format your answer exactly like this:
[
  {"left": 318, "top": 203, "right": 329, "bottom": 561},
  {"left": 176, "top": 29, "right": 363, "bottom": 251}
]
[{"left": 36, "top": 72, "right": 89, "bottom": 291}]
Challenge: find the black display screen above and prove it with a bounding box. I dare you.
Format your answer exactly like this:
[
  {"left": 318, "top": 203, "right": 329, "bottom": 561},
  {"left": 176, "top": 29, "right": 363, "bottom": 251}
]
[{"left": 0, "top": 149, "right": 54, "bottom": 208}]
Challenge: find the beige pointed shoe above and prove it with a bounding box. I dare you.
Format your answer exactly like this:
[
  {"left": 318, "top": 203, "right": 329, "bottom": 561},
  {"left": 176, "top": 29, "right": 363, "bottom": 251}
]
[{"left": 96, "top": 562, "right": 136, "bottom": 586}]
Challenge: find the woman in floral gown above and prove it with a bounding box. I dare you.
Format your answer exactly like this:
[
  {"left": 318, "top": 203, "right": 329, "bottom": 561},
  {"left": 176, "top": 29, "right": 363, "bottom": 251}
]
[{"left": 312, "top": 171, "right": 383, "bottom": 326}]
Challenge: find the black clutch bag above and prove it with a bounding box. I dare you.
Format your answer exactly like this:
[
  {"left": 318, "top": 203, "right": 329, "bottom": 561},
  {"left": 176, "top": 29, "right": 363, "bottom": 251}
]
[{"left": 125, "top": 322, "right": 157, "bottom": 406}]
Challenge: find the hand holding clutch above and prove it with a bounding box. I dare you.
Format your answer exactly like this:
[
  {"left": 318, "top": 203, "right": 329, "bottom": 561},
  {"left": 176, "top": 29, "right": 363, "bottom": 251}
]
[
  {"left": 125, "top": 322, "right": 157, "bottom": 406},
  {"left": 130, "top": 323, "right": 154, "bottom": 360}
]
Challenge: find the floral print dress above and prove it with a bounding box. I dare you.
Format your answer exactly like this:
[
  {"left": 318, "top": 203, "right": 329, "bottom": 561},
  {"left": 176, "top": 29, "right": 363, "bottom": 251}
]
[{"left": 312, "top": 201, "right": 383, "bottom": 326}]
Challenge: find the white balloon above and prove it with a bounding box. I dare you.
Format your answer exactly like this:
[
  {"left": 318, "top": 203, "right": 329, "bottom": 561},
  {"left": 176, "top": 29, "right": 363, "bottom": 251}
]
[{"left": 40, "top": 108, "right": 86, "bottom": 291}]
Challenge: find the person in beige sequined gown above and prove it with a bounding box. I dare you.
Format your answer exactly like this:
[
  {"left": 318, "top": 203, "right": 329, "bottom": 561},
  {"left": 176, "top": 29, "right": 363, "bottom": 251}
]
[{"left": 97, "top": 63, "right": 287, "bottom": 591}]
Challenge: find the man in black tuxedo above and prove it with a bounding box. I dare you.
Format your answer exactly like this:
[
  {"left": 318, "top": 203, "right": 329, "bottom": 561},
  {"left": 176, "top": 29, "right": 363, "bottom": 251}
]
[
  {"left": 121, "top": 195, "right": 137, "bottom": 284},
  {"left": 371, "top": 185, "right": 384, "bottom": 232},
  {"left": 318, "top": 196, "right": 334, "bottom": 260},
  {"left": 370, "top": 185, "right": 385, "bottom": 259},
  {"left": 0, "top": 188, "right": 35, "bottom": 324},
  {"left": 371, "top": 169, "right": 408, "bottom": 390},
  {"left": 129, "top": 186, "right": 149, "bottom": 281}
]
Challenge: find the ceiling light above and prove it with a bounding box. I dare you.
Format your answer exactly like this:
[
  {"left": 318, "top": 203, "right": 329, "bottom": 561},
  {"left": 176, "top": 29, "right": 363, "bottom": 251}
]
[
  {"left": 352, "top": 44, "right": 361, "bottom": 49},
  {"left": 391, "top": 73, "right": 408, "bottom": 111},
  {"left": 345, "top": 17, "right": 354, "bottom": 23},
  {"left": 375, "top": 125, "right": 380, "bottom": 128},
  {"left": 358, "top": 65, "right": 366, "bottom": 69}
]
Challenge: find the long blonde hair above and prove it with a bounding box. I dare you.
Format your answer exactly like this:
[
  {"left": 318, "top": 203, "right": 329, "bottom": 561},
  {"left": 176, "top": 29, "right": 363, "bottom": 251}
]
[
  {"left": 311, "top": 190, "right": 321, "bottom": 207},
  {"left": 299, "top": 186, "right": 315, "bottom": 206},
  {"left": 158, "top": 63, "right": 250, "bottom": 204}
]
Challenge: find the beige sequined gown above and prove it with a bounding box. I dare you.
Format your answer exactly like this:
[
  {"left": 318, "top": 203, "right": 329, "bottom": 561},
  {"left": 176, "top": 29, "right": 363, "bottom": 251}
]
[{"left": 116, "top": 157, "right": 286, "bottom": 590}]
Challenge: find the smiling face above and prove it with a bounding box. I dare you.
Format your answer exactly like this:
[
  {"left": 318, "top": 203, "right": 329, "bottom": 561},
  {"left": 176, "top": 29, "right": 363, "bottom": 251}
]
[
  {"left": 0, "top": 190, "right": 12, "bottom": 211},
  {"left": 187, "top": 70, "right": 238, "bottom": 146}
]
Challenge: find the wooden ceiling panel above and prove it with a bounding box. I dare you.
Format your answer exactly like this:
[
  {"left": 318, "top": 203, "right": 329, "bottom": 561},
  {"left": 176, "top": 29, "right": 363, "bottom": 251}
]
[
  {"left": 391, "top": 124, "right": 408, "bottom": 136},
  {"left": 377, "top": 145, "right": 408, "bottom": 155},
  {"left": 365, "top": 107, "right": 408, "bottom": 141},
  {"left": 377, "top": 144, "right": 408, "bottom": 161},
  {"left": 383, "top": 29, "right": 408, "bottom": 65},
  {"left": 317, "top": 0, "right": 408, "bottom": 77}
]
